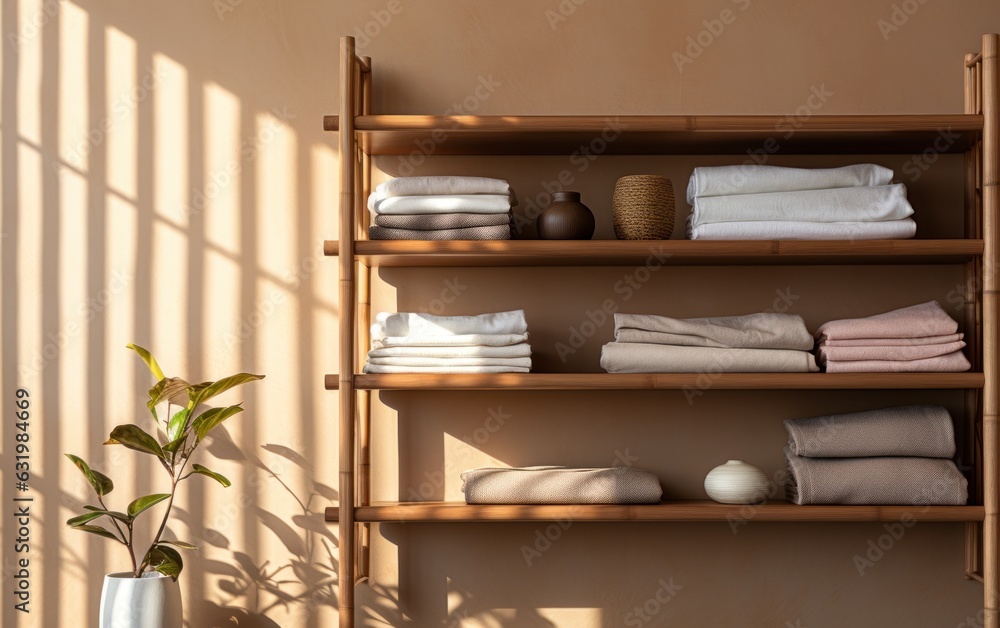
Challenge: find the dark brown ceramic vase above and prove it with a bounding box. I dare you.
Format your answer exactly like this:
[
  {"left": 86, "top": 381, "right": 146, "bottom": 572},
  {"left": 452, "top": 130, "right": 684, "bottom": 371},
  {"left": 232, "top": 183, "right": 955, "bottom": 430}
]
[{"left": 537, "top": 191, "right": 596, "bottom": 240}]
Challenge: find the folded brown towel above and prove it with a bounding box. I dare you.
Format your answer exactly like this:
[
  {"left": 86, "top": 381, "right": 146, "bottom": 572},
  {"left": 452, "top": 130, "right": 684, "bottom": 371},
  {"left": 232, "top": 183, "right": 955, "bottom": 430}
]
[
  {"left": 785, "top": 448, "right": 967, "bottom": 505},
  {"left": 461, "top": 466, "right": 663, "bottom": 504},
  {"left": 614, "top": 312, "right": 814, "bottom": 351},
  {"left": 784, "top": 405, "right": 955, "bottom": 458},
  {"left": 369, "top": 225, "right": 511, "bottom": 240},
  {"left": 374, "top": 212, "right": 511, "bottom": 230}
]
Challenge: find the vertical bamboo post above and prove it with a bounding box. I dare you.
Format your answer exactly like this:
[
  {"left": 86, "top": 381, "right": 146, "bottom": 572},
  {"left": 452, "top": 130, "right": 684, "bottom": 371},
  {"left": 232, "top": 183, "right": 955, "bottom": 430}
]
[
  {"left": 982, "top": 32, "right": 999, "bottom": 628},
  {"left": 966, "top": 51, "right": 981, "bottom": 579},
  {"left": 338, "top": 35, "right": 358, "bottom": 628},
  {"left": 356, "top": 55, "right": 373, "bottom": 584}
]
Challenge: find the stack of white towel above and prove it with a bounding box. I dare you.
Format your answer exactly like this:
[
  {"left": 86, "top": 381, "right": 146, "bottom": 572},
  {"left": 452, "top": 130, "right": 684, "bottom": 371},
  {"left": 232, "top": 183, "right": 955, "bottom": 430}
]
[
  {"left": 367, "top": 176, "right": 514, "bottom": 241},
  {"left": 364, "top": 310, "right": 531, "bottom": 374},
  {"left": 685, "top": 164, "right": 917, "bottom": 240},
  {"left": 600, "top": 312, "right": 819, "bottom": 373}
]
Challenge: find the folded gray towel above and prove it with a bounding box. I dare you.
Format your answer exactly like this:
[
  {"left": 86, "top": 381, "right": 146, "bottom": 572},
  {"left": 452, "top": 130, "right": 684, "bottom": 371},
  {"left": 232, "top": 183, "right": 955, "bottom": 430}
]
[
  {"left": 784, "top": 448, "right": 967, "bottom": 505},
  {"left": 600, "top": 342, "right": 819, "bottom": 373},
  {"left": 614, "top": 312, "right": 814, "bottom": 351},
  {"left": 368, "top": 225, "right": 511, "bottom": 240},
  {"left": 784, "top": 405, "right": 956, "bottom": 458},
  {"left": 374, "top": 212, "right": 511, "bottom": 230},
  {"left": 460, "top": 466, "right": 663, "bottom": 505}
]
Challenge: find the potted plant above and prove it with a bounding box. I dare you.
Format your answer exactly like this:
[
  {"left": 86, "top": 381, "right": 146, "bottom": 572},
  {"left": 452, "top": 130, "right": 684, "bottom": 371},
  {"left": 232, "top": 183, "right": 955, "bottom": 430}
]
[{"left": 66, "top": 344, "right": 263, "bottom": 628}]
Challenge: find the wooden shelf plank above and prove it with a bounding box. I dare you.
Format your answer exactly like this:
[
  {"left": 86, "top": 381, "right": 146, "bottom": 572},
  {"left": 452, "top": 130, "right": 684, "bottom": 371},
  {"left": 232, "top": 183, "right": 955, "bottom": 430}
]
[
  {"left": 324, "top": 373, "right": 984, "bottom": 391},
  {"left": 323, "top": 239, "right": 984, "bottom": 267},
  {"left": 321, "top": 114, "right": 983, "bottom": 155},
  {"left": 325, "top": 501, "right": 985, "bottom": 523}
]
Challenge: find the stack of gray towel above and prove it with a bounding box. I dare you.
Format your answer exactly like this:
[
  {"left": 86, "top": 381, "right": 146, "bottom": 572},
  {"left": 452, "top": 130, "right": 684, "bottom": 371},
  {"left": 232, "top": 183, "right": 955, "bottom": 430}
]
[
  {"left": 367, "top": 176, "right": 514, "bottom": 240},
  {"left": 784, "top": 405, "right": 968, "bottom": 505},
  {"left": 600, "top": 312, "right": 819, "bottom": 373},
  {"left": 364, "top": 310, "right": 531, "bottom": 374},
  {"left": 685, "top": 164, "right": 917, "bottom": 240}
]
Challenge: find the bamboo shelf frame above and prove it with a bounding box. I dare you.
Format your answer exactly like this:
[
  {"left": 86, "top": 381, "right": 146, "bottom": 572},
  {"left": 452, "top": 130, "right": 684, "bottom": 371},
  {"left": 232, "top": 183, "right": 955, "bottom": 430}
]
[
  {"left": 328, "top": 34, "right": 1000, "bottom": 627},
  {"left": 325, "top": 501, "right": 986, "bottom": 524}
]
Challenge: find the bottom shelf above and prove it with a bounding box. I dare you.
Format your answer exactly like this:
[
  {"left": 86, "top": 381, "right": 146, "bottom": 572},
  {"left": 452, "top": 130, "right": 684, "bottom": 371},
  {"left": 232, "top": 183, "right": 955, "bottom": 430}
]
[{"left": 326, "top": 501, "right": 984, "bottom": 523}]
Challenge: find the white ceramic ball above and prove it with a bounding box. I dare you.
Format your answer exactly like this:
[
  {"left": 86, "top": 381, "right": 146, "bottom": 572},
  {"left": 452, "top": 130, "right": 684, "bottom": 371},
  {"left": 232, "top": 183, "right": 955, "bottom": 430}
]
[{"left": 704, "top": 459, "right": 770, "bottom": 504}]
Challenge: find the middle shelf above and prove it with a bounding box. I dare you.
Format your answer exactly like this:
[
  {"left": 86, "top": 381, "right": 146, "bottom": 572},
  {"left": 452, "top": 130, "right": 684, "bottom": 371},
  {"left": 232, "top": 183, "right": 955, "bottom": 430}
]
[{"left": 325, "top": 373, "right": 984, "bottom": 390}]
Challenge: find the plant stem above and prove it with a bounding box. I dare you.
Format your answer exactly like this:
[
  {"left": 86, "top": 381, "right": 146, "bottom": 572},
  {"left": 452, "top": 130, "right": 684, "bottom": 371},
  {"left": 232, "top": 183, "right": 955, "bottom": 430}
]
[{"left": 137, "top": 457, "right": 188, "bottom": 574}]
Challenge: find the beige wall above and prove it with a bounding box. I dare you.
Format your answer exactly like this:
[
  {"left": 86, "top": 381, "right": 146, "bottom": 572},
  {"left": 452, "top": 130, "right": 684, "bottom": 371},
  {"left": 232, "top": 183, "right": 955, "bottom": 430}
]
[{"left": 2, "top": 0, "right": 999, "bottom": 626}]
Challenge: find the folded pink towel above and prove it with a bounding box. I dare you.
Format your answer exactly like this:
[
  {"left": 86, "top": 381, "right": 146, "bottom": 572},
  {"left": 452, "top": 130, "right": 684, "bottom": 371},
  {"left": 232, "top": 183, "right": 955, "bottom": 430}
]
[
  {"left": 823, "top": 350, "right": 971, "bottom": 373},
  {"left": 817, "top": 340, "right": 966, "bottom": 363},
  {"left": 815, "top": 301, "right": 958, "bottom": 342},
  {"left": 821, "top": 333, "right": 964, "bottom": 347}
]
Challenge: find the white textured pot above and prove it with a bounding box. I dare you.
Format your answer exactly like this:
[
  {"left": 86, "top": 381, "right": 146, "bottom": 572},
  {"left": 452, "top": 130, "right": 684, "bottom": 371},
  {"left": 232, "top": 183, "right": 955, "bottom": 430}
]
[
  {"left": 99, "top": 572, "right": 182, "bottom": 628},
  {"left": 704, "top": 460, "right": 770, "bottom": 504}
]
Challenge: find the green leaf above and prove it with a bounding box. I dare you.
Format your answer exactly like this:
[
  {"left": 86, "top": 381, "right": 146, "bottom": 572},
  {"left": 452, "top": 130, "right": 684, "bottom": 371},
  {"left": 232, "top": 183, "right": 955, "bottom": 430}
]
[
  {"left": 167, "top": 408, "right": 191, "bottom": 442},
  {"left": 191, "top": 405, "right": 244, "bottom": 442},
  {"left": 70, "top": 524, "right": 122, "bottom": 542},
  {"left": 145, "top": 544, "right": 183, "bottom": 581},
  {"left": 68, "top": 511, "right": 112, "bottom": 526},
  {"left": 65, "top": 454, "right": 114, "bottom": 496},
  {"left": 127, "top": 493, "right": 171, "bottom": 518},
  {"left": 159, "top": 540, "right": 198, "bottom": 550},
  {"left": 71, "top": 509, "right": 132, "bottom": 525},
  {"left": 162, "top": 435, "right": 187, "bottom": 456},
  {"left": 104, "top": 425, "right": 166, "bottom": 461},
  {"left": 187, "top": 373, "right": 264, "bottom": 410},
  {"left": 188, "top": 464, "right": 231, "bottom": 487},
  {"left": 147, "top": 377, "right": 193, "bottom": 418},
  {"left": 127, "top": 343, "right": 165, "bottom": 381}
]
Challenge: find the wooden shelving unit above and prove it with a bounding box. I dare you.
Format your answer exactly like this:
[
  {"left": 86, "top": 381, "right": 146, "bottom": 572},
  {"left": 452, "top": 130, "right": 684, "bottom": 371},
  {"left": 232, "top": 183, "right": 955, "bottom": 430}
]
[{"left": 326, "top": 34, "right": 1000, "bottom": 627}]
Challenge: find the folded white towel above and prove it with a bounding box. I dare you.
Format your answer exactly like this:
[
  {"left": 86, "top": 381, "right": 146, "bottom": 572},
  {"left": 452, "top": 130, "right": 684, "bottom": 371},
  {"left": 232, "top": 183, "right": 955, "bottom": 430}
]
[
  {"left": 373, "top": 310, "right": 528, "bottom": 339},
  {"left": 366, "top": 356, "right": 533, "bottom": 368},
  {"left": 690, "top": 184, "right": 913, "bottom": 226},
  {"left": 368, "top": 176, "right": 511, "bottom": 210},
  {"left": 370, "top": 194, "right": 513, "bottom": 215},
  {"left": 686, "top": 164, "right": 894, "bottom": 204},
  {"left": 373, "top": 333, "right": 530, "bottom": 348},
  {"left": 368, "top": 343, "right": 531, "bottom": 359},
  {"left": 687, "top": 218, "right": 917, "bottom": 241},
  {"left": 362, "top": 364, "right": 530, "bottom": 374}
]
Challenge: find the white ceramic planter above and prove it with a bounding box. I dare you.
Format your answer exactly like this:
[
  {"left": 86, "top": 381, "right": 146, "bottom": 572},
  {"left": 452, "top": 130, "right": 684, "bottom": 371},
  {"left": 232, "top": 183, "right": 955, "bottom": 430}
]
[
  {"left": 704, "top": 459, "right": 770, "bottom": 504},
  {"left": 99, "top": 572, "right": 182, "bottom": 628}
]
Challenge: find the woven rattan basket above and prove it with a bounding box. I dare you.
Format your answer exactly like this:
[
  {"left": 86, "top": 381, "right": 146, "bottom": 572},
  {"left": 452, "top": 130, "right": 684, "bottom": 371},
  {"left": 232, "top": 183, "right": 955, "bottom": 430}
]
[{"left": 612, "top": 175, "right": 675, "bottom": 240}]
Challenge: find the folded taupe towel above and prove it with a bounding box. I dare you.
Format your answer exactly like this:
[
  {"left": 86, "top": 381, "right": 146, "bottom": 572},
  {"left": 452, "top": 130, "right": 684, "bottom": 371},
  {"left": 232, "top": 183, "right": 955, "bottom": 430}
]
[
  {"left": 374, "top": 212, "right": 511, "bottom": 230},
  {"left": 614, "top": 312, "right": 814, "bottom": 351},
  {"left": 600, "top": 342, "right": 819, "bottom": 373},
  {"left": 785, "top": 448, "right": 967, "bottom": 505},
  {"left": 368, "top": 225, "right": 511, "bottom": 240},
  {"left": 817, "top": 340, "right": 967, "bottom": 363},
  {"left": 784, "top": 405, "right": 956, "bottom": 458},
  {"left": 815, "top": 301, "right": 959, "bottom": 341},
  {"left": 460, "top": 466, "right": 663, "bottom": 505}
]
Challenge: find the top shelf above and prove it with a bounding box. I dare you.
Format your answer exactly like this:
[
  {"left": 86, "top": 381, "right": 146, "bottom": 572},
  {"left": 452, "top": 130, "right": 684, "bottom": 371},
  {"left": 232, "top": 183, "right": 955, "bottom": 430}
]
[{"left": 323, "top": 114, "right": 983, "bottom": 155}]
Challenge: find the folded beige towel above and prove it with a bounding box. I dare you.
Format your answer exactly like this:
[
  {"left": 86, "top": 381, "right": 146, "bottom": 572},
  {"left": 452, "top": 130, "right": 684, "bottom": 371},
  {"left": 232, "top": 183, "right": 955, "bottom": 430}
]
[
  {"left": 362, "top": 364, "right": 529, "bottom": 374},
  {"left": 373, "top": 333, "right": 530, "bottom": 348},
  {"left": 461, "top": 466, "right": 663, "bottom": 505},
  {"left": 815, "top": 301, "right": 958, "bottom": 341},
  {"left": 785, "top": 449, "right": 967, "bottom": 505},
  {"left": 366, "top": 356, "right": 532, "bottom": 368},
  {"left": 374, "top": 212, "right": 512, "bottom": 230},
  {"left": 368, "top": 343, "right": 531, "bottom": 359},
  {"left": 822, "top": 351, "right": 971, "bottom": 373},
  {"left": 373, "top": 310, "right": 528, "bottom": 338},
  {"left": 600, "top": 342, "right": 819, "bottom": 373},
  {"left": 822, "top": 333, "right": 964, "bottom": 347},
  {"left": 817, "top": 340, "right": 966, "bottom": 363},
  {"left": 614, "top": 312, "right": 814, "bottom": 351},
  {"left": 368, "top": 224, "right": 511, "bottom": 240},
  {"left": 784, "top": 405, "right": 956, "bottom": 458}
]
